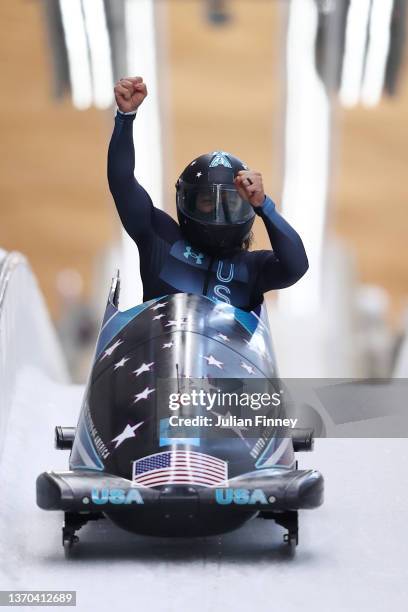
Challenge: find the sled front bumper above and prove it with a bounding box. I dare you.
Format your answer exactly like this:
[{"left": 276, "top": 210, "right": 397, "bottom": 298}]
[{"left": 36, "top": 468, "right": 323, "bottom": 513}]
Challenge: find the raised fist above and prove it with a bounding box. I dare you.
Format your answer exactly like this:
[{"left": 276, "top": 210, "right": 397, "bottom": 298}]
[{"left": 114, "top": 76, "right": 147, "bottom": 113}]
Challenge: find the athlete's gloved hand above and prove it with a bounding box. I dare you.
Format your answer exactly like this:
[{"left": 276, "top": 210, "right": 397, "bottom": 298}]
[
  {"left": 114, "top": 76, "right": 148, "bottom": 113},
  {"left": 234, "top": 171, "right": 265, "bottom": 207}
]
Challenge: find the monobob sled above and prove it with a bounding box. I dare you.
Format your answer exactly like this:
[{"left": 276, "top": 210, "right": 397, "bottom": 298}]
[{"left": 36, "top": 272, "right": 324, "bottom": 553}]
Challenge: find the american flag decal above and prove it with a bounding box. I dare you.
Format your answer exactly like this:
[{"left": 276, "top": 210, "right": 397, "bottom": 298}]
[{"left": 132, "top": 450, "right": 228, "bottom": 488}]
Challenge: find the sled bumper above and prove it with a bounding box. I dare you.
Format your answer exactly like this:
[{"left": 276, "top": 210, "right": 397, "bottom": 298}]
[{"left": 37, "top": 467, "right": 323, "bottom": 513}]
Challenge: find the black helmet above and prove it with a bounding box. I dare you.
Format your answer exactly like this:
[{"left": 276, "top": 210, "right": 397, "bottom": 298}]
[{"left": 176, "top": 151, "right": 255, "bottom": 256}]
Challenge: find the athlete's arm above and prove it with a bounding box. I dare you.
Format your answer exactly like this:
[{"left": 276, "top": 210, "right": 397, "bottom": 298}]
[
  {"left": 107, "top": 110, "right": 154, "bottom": 245},
  {"left": 108, "top": 76, "right": 160, "bottom": 247},
  {"left": 234, "top": 170, "right": 308, "bottom": 291},
  {"left": 254, "top": 197, "right": 309, "bottom": 290}
]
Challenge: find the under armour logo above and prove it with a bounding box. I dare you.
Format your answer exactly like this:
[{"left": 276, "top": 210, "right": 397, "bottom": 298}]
[{"left": 184, "top": 246, "right": 204, "bottom": 265}]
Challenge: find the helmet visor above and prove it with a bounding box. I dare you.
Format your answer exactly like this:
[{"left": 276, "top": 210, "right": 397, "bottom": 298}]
[{"left": 178, "top": 185, "right": 254, "bottom": 225}]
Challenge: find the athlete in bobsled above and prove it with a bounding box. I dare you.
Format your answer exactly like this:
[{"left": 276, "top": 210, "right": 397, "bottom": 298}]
[
  {"left": 107, "top": 76, "right": 309, "bottom": 312},
  {"left": 36, "top": 77, "right": 323, "bottom": 554}
]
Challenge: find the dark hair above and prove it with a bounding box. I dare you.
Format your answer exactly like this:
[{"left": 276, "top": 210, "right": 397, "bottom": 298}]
[{"left": 241, "top": 231, "right": 254, "bottom": 251}]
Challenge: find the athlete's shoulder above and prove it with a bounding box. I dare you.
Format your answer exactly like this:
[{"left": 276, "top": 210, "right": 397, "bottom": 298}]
[{"left": 152, "top": 207, "right": 182, "bottom": 243}]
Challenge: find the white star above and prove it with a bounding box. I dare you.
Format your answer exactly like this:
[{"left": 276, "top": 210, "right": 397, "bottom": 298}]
[
  {"left": 114, "top": 357, "right": 130, "bottom": 370},
  {"left": 165, "top": 319, "right": 186, "bottom": 327},
  {"left": 196, "top": 171, "right": 203, "bottom": 178},
  {"left": 240, "top": 361, "right": 255, "bottom": 375},
  {"left": 101, "top": 339, "right": 123, "bottom": 360},
  {"left": 203, "top": 354, "right": 224, "bottom": 369},
  {"left": 152, "top": 313, "right": 165, "bottom": 320},
  {"left": 244, "top": 339, "right": 266, "bottom": 356},
  {"left": 162, "top": 342, "right": 174, "bottom": 349},
  {"left": 151, "top": 302, "right": 167, "bottom": 311},
  {"left": 134, "top": 387, "right": 155, "bottom": 403},
  {"left": 193, "top": 376, "right": 217, "bottom": 394},
  {"left": 111, "top": 422, "right": 144, "bottom": 449},
  {"left": 216, "top": 333, "right": 230, "bottom": 342},
  {"left": 133, "top": 362, "right": 154, "bottom": 377},
  {"left": 212, "top": 410, "right": 249, "bottom": 445}
]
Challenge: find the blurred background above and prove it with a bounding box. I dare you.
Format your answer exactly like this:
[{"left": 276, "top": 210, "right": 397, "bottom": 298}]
[{"left": 0, "top": 0, "right": 407, "bottom": 381}]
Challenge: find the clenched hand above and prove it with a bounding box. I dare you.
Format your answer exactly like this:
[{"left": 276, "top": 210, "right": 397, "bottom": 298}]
[
  {"left": 114, "top": 76, "right": 147, "bottom": 113},
  {"left": 234, "top": 171, "right": 265, "bottom": 207}
]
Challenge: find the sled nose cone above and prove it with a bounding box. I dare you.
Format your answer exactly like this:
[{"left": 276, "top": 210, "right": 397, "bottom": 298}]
[
  {"left": 297, "top": 470, "right": 324, "bottom": 509},
  {"left": 36, "top": 472, "right": 62, "bottom": 510}
]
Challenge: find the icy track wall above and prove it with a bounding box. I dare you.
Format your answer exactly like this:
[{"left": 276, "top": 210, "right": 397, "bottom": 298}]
[{"left": 0, "top": 251, "right": 68, "bottom": 460}]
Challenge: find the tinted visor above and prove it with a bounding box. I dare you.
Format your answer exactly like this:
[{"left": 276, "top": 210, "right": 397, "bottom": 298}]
[{"left": 178, "top": 185, "right": 254, "bottom": 224}]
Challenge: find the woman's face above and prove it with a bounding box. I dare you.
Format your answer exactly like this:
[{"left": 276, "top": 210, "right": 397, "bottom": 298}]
[{"left": 196, "top": 192, "right": 215, "bottom": 214}]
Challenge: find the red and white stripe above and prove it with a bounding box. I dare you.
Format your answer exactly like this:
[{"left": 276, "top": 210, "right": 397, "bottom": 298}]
[{"left": 132, "top": 450, "right": 228, "bottom": 488}]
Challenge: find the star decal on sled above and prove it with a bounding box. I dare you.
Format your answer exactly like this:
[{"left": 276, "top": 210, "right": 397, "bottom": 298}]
[
  {"left": 133, "top": 387, "right": 155, "bottom": 403},
  {"left": 114, "top": 357, "right": 130, "bottom": 370},
  {"left": 203, "top": 355, "right": 224, "bottom": 369},
  {"left": 244, "top": 338, "right": 267, "bottom": 357},
  {"left": 133, "top": 362, "right": 154, "bottom": 377},
  {"left": 240, "top": 361, "right": 255, "bottom": 375},
  {"left": 101, "top": 339, "right": 123, "bottom": 360},
  {"left": 216, "top": 333, "right": 230, "bottom": 342},
  {"left": 150, "top": 302, "right": 168, "bottom": 311},
  {"left": 212, "top": 410, "right": 249, "bottom": 446},
  {"left": 165, "top": 319, "right": 187, "bottom": 327},
  {"left": 111, "top": 422, "right": 144, "bottom": 449}
]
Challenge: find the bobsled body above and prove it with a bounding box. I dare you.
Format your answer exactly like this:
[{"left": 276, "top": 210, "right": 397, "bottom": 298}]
[{"left": 37, "top": 274, "right": 323, "bottom": 549}]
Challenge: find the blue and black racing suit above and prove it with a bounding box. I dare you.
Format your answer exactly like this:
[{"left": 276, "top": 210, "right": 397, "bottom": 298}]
[{"left": 108, "top": 112, "right": 308, "bottom": 313}]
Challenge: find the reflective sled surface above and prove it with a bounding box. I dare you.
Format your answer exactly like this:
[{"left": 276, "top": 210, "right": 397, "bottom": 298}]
[{"left": 36, "top": 273, "right": 323, "bottom": 551}]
